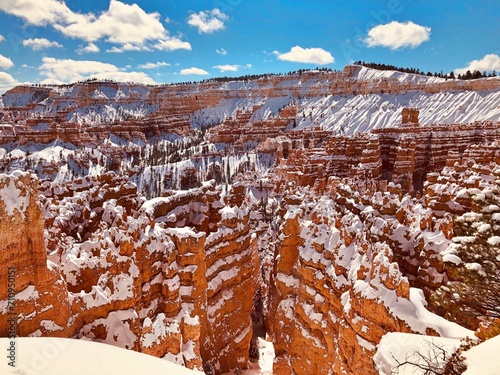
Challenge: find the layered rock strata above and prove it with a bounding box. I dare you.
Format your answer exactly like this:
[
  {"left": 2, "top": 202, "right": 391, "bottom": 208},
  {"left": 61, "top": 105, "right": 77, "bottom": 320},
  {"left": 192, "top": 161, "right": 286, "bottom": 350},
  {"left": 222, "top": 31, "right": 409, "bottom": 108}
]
[{"left": 0, "top": 173, "right": 259, "bottom": 373}]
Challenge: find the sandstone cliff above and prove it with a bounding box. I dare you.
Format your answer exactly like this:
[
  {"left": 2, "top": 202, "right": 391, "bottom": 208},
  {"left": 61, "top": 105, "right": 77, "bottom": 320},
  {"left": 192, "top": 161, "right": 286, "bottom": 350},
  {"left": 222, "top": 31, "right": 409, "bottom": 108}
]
[
  {"left": 0, "top": 173, "right": 260, "bottom": 373},
  {"left": 0, "top": 64, "right": 499, "bottom": 374}
]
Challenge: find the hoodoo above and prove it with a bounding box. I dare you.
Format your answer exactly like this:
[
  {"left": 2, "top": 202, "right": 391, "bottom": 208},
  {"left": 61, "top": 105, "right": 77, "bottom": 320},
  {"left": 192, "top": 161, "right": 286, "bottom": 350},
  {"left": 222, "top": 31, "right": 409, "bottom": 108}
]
[{"left": 0, "top": 64, "right": 499, "bottom": 374}]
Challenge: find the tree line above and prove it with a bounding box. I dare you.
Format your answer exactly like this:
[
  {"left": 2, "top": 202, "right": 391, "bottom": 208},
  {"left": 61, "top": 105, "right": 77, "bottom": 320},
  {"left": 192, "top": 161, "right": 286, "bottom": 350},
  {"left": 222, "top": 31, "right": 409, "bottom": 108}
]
[{"left": 354, "top": 61, "right": 497, "bottom": 80}]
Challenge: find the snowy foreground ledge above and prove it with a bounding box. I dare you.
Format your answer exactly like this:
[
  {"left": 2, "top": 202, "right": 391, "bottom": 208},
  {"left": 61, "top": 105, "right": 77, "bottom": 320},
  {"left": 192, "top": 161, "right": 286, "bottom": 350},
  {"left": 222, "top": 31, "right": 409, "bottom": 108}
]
[
  {"left": 0, "top": 337, "right": 200, "bottom": 375},
  {"left": 375, "top": 333, "right": 500, "bottom": 375}
]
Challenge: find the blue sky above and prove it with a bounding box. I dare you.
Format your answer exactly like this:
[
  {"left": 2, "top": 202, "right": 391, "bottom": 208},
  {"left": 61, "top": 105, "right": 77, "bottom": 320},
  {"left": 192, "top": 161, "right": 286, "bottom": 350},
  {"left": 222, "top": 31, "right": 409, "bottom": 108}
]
[{"left": 0, "top": 0, "right": 498, "bottom": 92}]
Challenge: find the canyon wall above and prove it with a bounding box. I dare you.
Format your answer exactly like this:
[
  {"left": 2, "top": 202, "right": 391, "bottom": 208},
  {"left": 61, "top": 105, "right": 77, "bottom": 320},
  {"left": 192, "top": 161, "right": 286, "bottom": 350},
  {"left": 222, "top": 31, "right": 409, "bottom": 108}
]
[
  {"left": 0, "top": 173, "right": 260, "bottom": 373},
  {"left": 0, "top": 65, "right": 499, "bottom": 374},
  {"left": 265, "top": 138, "right": 499, "bottom": 374},
  {"left": 1, "top": 65, "right": 499, "bottom": 147}
]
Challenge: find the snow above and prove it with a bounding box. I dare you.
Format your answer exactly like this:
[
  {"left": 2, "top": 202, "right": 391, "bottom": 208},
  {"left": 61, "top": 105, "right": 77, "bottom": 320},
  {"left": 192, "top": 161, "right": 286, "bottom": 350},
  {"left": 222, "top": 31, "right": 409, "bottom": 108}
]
[
  {"left": 465, "top": 262, "right": 486, "bottom": 276},
  {"left": 0, "top": 171, "right": 31, "bottom": 219},
  {"left": 220, "top": 205, "right": 240, "bottom": 220},
  {"left": 351, "top": 66, "right": 448, "bottom": 85},
  {"left": 0, "top": 337, "right": 200, "bottom": 374},
  {"left": 463, "top": 335, "right": 500, "bottom": 375},
  {"left": 395, "top": 288, "right": 473, "bottom": 339},
  {"left": 166, "top": 226, "right": 205, "bottom": 240},
  {"left": 374, "top": 332, "right": 462, "bottom": 375},
  {"left": 16, "top": 285, "right": 39, "bottom": 301},
  {"left": 39, "top": 320, "right": 64, "bottom": 332},
  {"left": 358, "top": 335, "right": 376, "bottom": 352},
  {"left": 276, "top": 273, "right": 300, "bottom": 288},
  {"left": 78, "top": 309, "right": 138, "bottom": 349},
  {"left": 487, "top": 236, "right": 500, "bottom": 246},
  {"left": 352, "top": 284, "right": 473, "bottom": 339},
  {"left": 221, "top": 338, "right": 275, "bottom": 375},
  {"left": 182, "top": 340, "right": 198, "bottom": 361},
  {"left": 208, "top": 266, "right": 240, "bottom": 291},
  {"left": 140, "top": 313, "right": 179, "bottom": 349}
]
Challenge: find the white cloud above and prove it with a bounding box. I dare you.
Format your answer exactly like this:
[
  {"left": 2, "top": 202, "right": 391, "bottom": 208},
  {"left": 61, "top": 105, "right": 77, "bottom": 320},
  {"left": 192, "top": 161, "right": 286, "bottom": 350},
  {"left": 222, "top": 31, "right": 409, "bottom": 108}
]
[
  {"left": 0, "top": 35, "right": 5, "bottom": 42},
  {"left": 213, "top": 64, "right": 252, "bottom": 73},
  {"left": 0, "top": 0, "right": 76, "bottom": 26},
  {"left": 0, "top": 72, "right": 19, "bottom": 93},
  {"left": 39, "top": 57, "right": 155, "bottom": 84},
  {"left": 0, "top": 53, "right": 14, "bottom": 70},
  {"left": 455, "top": 54, "right": 500, "bottom": 75},
  {"left": 138, "top": 61, "right": 171, "bottom": 69},
  {"left": 0, "top": 71, "right": 16, "bottom": 84},
  {"left": 0, "top": 0, "right": 190, "bottom": 53},
  {"left": 23, "top": 38, "right": 62, "bottom": 51},
  {"left": 106, "top": 43, "right": 151, "bottom": 53},
  {"left": 76, "top": 43, "right": 100, "bottom": 55},
  {"left": 54, "top": 0, "right": 165, "bottom": 44},
  {"left": 365, "top": 21, "right": 431, "bottom": 50},
  {"left": 180, "top": 67, "right": 209, "bottom": 76},
  {"left": 213, "top": 64, "right": 238, "bottom": 72},
  {"left": 154, "top": 38, "right": 191, "bottom": 52},
  {"left": 277, "top": 46, "right": 334, "bottom": 65},
  {"left": 216, "top": 48, "right": 227, "bottom": 56},
  {"left": 187, "top": 9, "right": 228, "bottom": 34}
]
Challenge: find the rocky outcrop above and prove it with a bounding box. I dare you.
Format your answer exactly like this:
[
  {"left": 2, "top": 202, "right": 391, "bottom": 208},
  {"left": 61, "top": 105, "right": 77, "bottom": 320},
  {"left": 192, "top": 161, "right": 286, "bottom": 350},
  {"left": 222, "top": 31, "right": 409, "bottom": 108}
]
[
  {"left": 0, "top": 171, "right": 73, "bottom": 338},
  {"left": 1, "top": 66, "right": 499, "bottom": 148},
  {"left": 265, "top": 187, "right": 434, "bottom": 374},
  {"left": 273, "top": 119, "right": 500, "bottom": 195},
  {"left": 266, "top": 152, "right": 494, "bottom": 374},
  {"left": 0, "top": 172, "right": 260, "bottom": 373},
  {"left": 1, "top": 65, "right": 499, "bottom": 375}
]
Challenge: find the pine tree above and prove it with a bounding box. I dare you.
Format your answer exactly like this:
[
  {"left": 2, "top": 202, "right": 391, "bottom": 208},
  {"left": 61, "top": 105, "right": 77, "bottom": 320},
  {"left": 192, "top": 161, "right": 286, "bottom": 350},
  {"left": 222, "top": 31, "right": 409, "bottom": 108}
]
[{"left": 430, "top": 185, "right": 500, "bottom": 331}]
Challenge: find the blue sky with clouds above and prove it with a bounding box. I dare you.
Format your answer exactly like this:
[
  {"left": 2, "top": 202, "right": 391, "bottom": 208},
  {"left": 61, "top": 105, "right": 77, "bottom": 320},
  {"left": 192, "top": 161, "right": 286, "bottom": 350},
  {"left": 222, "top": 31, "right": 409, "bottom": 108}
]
[{"left": 0, "top": 0, "right": 498, "bottom": 92}]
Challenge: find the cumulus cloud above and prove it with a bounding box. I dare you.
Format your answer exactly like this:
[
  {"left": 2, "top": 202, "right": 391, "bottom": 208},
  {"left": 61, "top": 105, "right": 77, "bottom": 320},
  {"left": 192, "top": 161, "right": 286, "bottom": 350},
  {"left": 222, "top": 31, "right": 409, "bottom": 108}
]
[
  {"left": 54, "top": 0, "right": 164, "bottom": 44},
  {"left": 0, "top": 72, "right": 16, "bottom": 84},
  {"left": 0, "top": 72, "right": 20, "bottom": 93},
  {"left": 455, "top": 54, "right": 500, "bottom": 75},
  {"left": 0, "top": 0, "right": 191, "bottom": 52},
  {"left": 76, "top": 43, "right": 100, "bottom": 55},
  {"left": 0, "top": 53, "right": 14, "bottom": 70},
  {"left": 23, "top": 38, "right": 63, "bottom": 51},
  {"left": 213, "top": 64, "right": 238, "bottom": 72},
  {"left": 106, "top": 43, "right": 151, "bottom": 53},
  {"left": 0, "top": 35, "right": 5, "bottom": 42},
  {"left": 187, "top": 9, "right": 228, "bottom": 34},
  {"left": 213, "top": 64, "right": 252, "bottom": 72},
  {"left": 39, "top": 57, "right": 155, "bottom": 84},
  {"left": 277, "top": 46, "right": 334, "bottom": 65},
  {"left": 365, "top": 21, "right": 431, "bottom": 50},
  {"left": 216, "top": 48, "right": 227, "bottom": 56},
  {"left": 154, "top": 38, "right": 191, "bottom": 52},
  {"left": 138, "top": 61, "right": 171, "bottom": 69},
  {"left": 180, "top": 67, "right": 209, "bottom": 75},
  {"left": 0, "top": 0, "right": 76, "bottom": 26}
]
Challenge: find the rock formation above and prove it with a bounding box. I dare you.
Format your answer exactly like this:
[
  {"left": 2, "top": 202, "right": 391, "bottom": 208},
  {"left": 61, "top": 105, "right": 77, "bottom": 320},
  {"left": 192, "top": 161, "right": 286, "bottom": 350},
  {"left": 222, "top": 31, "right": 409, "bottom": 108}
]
[
  {"left": 0, "top": 64, "right": 499, "bottom": 374},
  {"left": 0, "top": 173, "right": 260, "bottom": 373}
]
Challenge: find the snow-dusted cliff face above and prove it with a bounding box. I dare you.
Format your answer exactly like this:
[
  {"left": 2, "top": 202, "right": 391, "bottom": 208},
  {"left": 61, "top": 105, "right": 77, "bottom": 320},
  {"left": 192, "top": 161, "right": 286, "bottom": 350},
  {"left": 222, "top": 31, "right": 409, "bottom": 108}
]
[
  {"left": 0, "top": 65, "right": 500, "bottom": 374},
  {"left": 0, "top": 65, "right": 499, "bottom": 140}
]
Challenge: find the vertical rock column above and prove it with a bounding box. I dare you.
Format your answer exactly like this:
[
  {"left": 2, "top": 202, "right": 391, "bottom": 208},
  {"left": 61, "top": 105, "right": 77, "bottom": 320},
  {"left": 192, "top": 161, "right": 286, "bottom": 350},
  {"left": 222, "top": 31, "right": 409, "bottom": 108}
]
[
  {"left": 0, "top": 171, "right": 72, "bottom": 337},
  {"left": 168, "top": 228, "right": 207, "bottom": 371}
]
